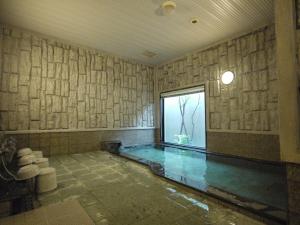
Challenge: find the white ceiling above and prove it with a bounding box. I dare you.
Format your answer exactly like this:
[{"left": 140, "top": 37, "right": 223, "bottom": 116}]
[{"left": 0, "top": 0, "right": 274, "bottom": 64}]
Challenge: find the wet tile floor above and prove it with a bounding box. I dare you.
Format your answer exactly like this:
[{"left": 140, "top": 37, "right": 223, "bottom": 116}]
[{"left": 38, "top": 151, "right": 266, "bottom": 225}]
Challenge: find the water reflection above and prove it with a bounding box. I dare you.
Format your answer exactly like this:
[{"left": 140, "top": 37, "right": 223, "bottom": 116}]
[
  {"left": 120, "top": 145, "right": 288, "bottom": 222},
  {"left": 166, "top": 187, "right": 209, "bottom": 211}
]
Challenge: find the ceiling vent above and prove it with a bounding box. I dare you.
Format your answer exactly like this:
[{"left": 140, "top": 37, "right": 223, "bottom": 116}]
[{"left": 142, "top": 50, "right": 157, "bottom": 58}]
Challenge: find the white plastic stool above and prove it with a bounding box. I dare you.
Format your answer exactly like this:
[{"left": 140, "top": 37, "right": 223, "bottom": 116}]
[
  {"left": 18, "top": 154, "right": 36, "bottom": 166},
  {"left": 35, "top": 158, "right": 49, "bottom": 168},
  {"left": 32, "top": 151, "right": 43, "bottom": 158},
  {"left": 17, "top": 148, "right": 32, "bottom": 157},
  {"left": 17, "top": 164, "right": 40, "bottom": 180},
  {"left": 37, "top": 167, "right": 57, "bottom": 193}
]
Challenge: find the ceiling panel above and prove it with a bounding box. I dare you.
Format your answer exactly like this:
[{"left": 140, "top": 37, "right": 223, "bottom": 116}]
[{"left": 0, "top": 0, "right": 274, "bottom": 64}]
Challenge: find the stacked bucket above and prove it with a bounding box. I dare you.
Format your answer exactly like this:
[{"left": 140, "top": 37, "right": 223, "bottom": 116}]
[{"left": 17, "top": 148, "right": 57, "bottom": 193}]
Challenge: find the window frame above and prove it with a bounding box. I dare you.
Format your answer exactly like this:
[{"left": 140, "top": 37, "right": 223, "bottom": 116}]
[{"left": 160, "top": 85, "right": 207, "bottom": 150}]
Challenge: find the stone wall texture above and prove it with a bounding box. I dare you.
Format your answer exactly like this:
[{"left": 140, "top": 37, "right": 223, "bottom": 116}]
[
  {"left": 0, "top": 24, "right": 154, "bottom": 131},
  {"left": 297, "top": 30, "right": 300, "bottom": 80},
  {"left": 206, "top": 132, "right": 280, "bottom": 161},
  {"left": 156, "top": 25, "right": 278, "bottom": 133},
  {"left": 6, "top": 129, "right": 155, "bottom": 156}
]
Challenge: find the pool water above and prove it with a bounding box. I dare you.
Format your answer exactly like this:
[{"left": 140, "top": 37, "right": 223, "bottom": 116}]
[{"left": 119, "top": 145, "right": 287, "bottom": 222}]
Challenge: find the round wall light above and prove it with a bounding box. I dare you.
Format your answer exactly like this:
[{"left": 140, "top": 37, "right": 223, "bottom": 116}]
[{"left": 221, "top": 71, "right": 235, "bottom": 85}]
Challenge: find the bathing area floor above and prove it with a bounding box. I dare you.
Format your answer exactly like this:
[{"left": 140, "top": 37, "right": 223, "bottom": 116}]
[
  {"left": 38, "top": 150, "right": 268, "bottom": 225},
  {"left": 0, "top": 200, "right": 94, "bottom": 225}
]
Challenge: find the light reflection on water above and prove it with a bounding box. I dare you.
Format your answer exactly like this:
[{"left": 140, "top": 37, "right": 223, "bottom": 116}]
[{"left": 166, "top": 187, "right": 209, "bottom": 211}]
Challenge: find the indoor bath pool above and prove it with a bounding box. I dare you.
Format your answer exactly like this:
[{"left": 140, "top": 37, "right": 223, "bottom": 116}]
[{"left": 119, "top": 145, "right": 287, "bottom": 223}]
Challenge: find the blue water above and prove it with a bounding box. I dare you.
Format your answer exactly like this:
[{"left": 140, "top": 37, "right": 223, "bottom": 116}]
[{"left": 120, "top": 145, "right": 287, "bottom": 212}]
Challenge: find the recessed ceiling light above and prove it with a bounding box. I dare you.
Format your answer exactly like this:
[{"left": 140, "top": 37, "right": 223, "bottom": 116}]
[
  {"left": 161, "top": 1, "right": 176, "bottom": 15},
  {"left": 190, "top": 18, "right": 199, "bottom": 24},
  {"left": 221, "top": 71, "right": 235, "bottom": 85}
]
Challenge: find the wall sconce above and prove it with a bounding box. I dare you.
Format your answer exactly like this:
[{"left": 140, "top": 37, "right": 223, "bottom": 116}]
[{"left": 221, "top": 71, "right": 235, "bottom": 85}]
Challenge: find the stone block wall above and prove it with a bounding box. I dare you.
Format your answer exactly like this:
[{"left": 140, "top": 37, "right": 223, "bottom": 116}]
[
  {"left": 156, "top": 25, "right": 278, "bottom": 133},
  {"left": 288, "top": 27, "right": 300, "bottom": 225},
  {"left": 297, "top": 30, "right": 300, "bottom": 80},
  {"left": 6, "top": 128, "right": 155, "bottom": 157},
  {"left": 0, "top": 24, "right": 154, "bottom": 131}
]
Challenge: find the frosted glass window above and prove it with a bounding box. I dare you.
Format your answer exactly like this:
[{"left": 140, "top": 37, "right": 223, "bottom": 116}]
[{"left": 162, "top": 91, "right": 206, "bottom": 148}]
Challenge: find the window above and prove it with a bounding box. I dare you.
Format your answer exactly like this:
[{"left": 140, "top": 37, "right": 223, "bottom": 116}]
[{"left": 161, "top": 86, "right": 206, "bottom": 148}]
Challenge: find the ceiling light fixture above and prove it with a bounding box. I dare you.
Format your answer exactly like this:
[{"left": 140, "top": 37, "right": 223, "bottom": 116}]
[
  {"left": 161, "top": 1, "right": 176, "bottom": 15},
  {"left": 221, "top": 71, "right": 235, "bottom": 85},
  {"left": 142, "top": 50, "right": 157, "bottom": 58}
]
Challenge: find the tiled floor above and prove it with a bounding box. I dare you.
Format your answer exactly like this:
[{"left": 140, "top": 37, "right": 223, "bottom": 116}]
[
  {"left": 38, "top": 151, "right": 266, "bottom": 225},
  {"left": 0, "top": 200, "right": 94, "bottom": 225}
]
